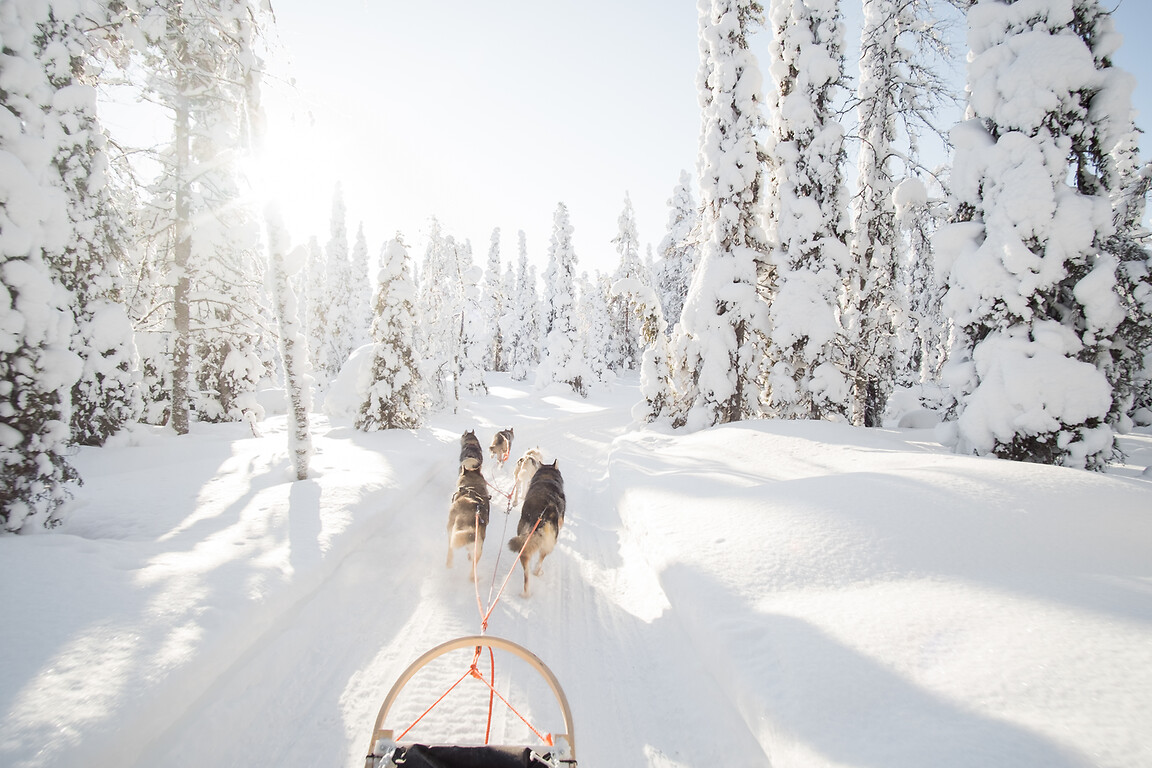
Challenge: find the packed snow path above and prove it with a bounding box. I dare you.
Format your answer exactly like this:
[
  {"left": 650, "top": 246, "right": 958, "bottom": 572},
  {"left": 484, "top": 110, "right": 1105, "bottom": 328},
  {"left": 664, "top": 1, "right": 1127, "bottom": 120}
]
[
  {"left": 127, "top": 382, "right": 774, "bottom": 767},
  {"left": 4, "top": 378, "right": 1151, "bottom": 768}
]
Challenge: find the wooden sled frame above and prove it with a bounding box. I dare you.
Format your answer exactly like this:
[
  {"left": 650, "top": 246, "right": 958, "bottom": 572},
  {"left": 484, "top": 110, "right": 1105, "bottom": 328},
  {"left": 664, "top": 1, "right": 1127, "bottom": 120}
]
[{"left": 365, "top": 635, "right": 576, "bottom": 767}]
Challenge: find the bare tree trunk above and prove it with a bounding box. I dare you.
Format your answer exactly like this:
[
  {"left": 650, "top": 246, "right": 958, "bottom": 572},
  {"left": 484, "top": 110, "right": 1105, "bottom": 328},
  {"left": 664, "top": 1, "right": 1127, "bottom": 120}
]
[
  {"left": 170, "top": 96, "right": 191, "bottom": 436},
  {"left": 264, "top": 207, "right": 312, "bottom": 480}
]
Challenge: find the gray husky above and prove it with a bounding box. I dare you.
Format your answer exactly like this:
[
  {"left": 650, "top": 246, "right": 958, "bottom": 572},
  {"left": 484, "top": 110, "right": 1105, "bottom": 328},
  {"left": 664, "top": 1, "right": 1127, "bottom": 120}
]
[
  {"left": 459, "top": 430, "right": 483, "bottom": 471},
  {"left": 507, "top": 460, "right": 565, "bottom": 597},
  {"left": 446, "top": 466, "right": 491, "bottom": 582}
]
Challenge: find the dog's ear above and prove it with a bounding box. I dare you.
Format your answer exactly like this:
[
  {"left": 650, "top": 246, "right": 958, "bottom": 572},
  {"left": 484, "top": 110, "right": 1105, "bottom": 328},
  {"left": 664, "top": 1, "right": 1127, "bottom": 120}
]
[{"left": 551, "top": 460, "right": 559, "bottom": 468}]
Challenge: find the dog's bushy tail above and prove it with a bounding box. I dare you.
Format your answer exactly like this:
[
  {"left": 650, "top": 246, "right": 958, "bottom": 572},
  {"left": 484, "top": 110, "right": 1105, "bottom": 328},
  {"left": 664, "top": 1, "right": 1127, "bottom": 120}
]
[{"left": 508, "top": 533, "right": 528, "bottom": 554}]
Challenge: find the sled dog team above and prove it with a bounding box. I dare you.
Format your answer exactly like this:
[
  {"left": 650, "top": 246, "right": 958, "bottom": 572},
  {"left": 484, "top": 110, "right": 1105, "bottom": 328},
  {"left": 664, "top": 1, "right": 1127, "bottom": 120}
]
[{"left": 446, "top": 428, "right": 566, "bottom": 597}]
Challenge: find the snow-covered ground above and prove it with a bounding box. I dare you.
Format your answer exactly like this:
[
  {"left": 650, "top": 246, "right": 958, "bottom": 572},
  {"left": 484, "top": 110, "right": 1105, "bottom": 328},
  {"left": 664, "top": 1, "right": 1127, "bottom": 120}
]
[{"left": 2, "top": 376, "right": 1151, "bottom": 768}]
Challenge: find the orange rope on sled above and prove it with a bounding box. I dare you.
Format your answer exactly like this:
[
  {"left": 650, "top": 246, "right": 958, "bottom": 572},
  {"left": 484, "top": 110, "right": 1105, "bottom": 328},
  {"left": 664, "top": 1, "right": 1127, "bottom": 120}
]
[
  {"left": 394, "top": 642, "right": 551, "bottom": 748},
  {"left": 469, "top": 656, "right": 553, "bottom": 747},
  {"left": 393, "top": 479, "right": 554, "bottom": 749},
  {"left": 395, "top": 664, "right": 474, "bottom": 743}
]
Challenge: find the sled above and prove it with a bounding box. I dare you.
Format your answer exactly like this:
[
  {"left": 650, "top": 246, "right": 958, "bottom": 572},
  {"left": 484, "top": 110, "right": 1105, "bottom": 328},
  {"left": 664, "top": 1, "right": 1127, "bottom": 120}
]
[{"left": 364, "top": 635, "right": 576, "bottom": 768}]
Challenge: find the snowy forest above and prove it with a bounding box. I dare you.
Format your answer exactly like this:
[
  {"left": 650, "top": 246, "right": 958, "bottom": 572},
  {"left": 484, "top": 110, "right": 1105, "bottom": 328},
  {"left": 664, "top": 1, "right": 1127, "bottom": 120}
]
[{"left": 2, "top": 0, "right": 1151, "bottom": 534}]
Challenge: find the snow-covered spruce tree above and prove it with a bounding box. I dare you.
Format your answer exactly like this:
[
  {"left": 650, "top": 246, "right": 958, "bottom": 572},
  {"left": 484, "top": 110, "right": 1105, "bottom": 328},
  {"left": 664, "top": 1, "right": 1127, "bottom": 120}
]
[
  {"left": 454, "top": 238, "right": 488, "bottom": 396},
  {"left": 263, "top": 205, "right": 312, "bottom": 479},
  {"left": 349, "top": 222, "right": 372, "bottom": 351},
  {"left": 1086, "top": 14, "right": 1152, "bottom": 426},
  {"left": 1111, "top": 184, "right": 1152, "bottom": 422},
  {"left": 527, "top": 265, "right": 543, "bottom": 366},
  {"left": 655, "top": 170, "right": 701, "bottom": 329},
  {"left": 761, "top": 0, "right": 852, "bottom": 422},
  {"left": 892, "top": 176, "right": 950, "bottom": 388},
  {"left": 481, "top": 228, "right": 507, "bottom": 371},
  {"left": 845, "top": 0, "right": 961, "bottom": 426},
  {"left": 670, "top": 0, "right": 770, "bottom": 429},
  {"left": 416, "top": 219, "right": 462, "bottom": 408},
  {"left": 37, "top": 5, "right": 144, "bottom": 446},
  {"left": 607, "top": 193, "right": 647, "bottom": 372},
  {"left": 499, "top": 260, "right": 516, "bottom": 371},
  {"left": 505, "top": 231, "right": 541, "bottom": 382},
  {"left": 303, "top": 235, "right": 327, "bottom": 383},
  {"left": 187, "top": 133, "right": 268, "bottom": 427},
  {"left": 935, "top": 0, "right": 1134, "bottom": 469},
  {"left": 357, "top": 236, "right": 427, "bottom": 431},
  {"left": 189, "top": 3, "right": 273, "bottom": 431},
  {"left": 135, "top": 0, "right": 270, "bottom": 434},
  {"left": 537, "top": 203, "right": 591, "bottom": 396},
  {"left": 613, "top": 270, "right": 675, "bottom": 422},
  {"left": 321, "top": 183, "right": 354, "bottom": 383},
  {"left": 579, "top": 272, "right": 614, "bottom": 387},
  {"left": 0, "top": 0, "right": 84, "bottom": 531}
]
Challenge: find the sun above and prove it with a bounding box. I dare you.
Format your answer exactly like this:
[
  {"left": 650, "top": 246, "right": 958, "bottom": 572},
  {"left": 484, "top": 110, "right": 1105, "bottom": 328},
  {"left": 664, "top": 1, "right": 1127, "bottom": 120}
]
[{"left": 241, "top": 82, "right": 343, "bottom": 249}]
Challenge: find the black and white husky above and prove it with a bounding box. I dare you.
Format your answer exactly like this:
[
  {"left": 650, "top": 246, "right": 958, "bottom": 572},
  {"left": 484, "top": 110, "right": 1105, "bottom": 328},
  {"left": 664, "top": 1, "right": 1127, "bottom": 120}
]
[
  {"left": 446, "top": 466, "right": 491, "bottom": 582},
  {"left": 489, "top": 428, "right": 514, "bottom": 465},
  {"left": 508, "top": 460, "right": 565, "bottom": 597},
  {"left": 459, "top": 430, "right": 483, "bottom": 471}
]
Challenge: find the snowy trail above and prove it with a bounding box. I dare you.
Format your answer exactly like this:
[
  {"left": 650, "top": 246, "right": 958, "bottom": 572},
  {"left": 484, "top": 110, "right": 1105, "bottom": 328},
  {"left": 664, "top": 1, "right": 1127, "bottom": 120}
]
[
  {"left": 127, "top": 382, "right": 772, "bottom": 767},
  {"left": 8, "top": 379, "right": 1148, "bottom": 768},
  {"left": 461, "top": 385, "right": 772, "bottom": 767}
]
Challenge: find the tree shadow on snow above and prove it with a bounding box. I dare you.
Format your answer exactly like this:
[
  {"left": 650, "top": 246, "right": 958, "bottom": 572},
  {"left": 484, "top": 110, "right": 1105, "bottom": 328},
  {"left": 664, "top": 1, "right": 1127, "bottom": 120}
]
[
  {"left": 660, "top": 563, "right": 1098, "bottom": 768},
  {"left": 768, "top": 468, "right": 1152, "bottom": 628}
]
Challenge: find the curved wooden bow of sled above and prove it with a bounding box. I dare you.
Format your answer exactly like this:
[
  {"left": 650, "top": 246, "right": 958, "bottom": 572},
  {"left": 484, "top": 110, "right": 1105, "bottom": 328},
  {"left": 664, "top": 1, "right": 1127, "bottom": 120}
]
[{"left": 365, "top": 635, "right": 576, "bottom": 767}]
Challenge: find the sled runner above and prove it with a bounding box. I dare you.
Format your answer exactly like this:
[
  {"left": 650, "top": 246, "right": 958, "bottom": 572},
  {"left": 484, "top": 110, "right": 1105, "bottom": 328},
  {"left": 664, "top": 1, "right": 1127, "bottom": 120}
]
[{"left": 365, "top": 635, "right": 576, "bottom": 768}]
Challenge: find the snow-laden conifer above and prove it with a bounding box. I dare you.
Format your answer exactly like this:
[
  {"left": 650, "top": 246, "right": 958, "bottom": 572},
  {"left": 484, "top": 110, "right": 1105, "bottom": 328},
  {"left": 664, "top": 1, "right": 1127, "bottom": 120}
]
[
  {"left": 37, "top": 6, "right": 143, "bottom": 446},
  {"left": 1, "top": 0, "right": 82, "bottom": 530},
  {"left": 186, "top": 15, "right": 273, "bottom": 430},
  {"left": 608, "top": 194, "right": 646, "bottom": 371},
  {"left": 614, "top": 271, "right": 675, "bottom": 423},
  {"left": 481, "top": 228, "right": 507, "bottom": 371},
  {"left": 655, "top": 170, "right": 701, "bottom": 329},
  {"left": 505, "top": 232, "right": 541, "bottom": 382},
  {"left": 134, "top": 0, "right": 270, "bottom": 434},
  {"left": 358, "top": 236, "right": 427, "bottom": 431},
  {"left": 1086, "top": 9, "right": 1152, "bottom": 427},
  {"left": 416, "top": 220, "right": 463, "bottom": 408},
  {"left": 935, "top": 0, "right": 1134, "bottom": 468},
  {"left": 455, "top": 239, "right": 488, "bottom": 396},
  {"left": 845, "top": 0, "right": 960, "bottom": 426},
  {"left": 537, "top": 203, "right": 591, "bottom": 396},
  {"left": 892, "top": 177, "right": 950, "bottom": 389},
  {"left": 349, "top": 223, "right": 372, "bottom": 350},
  {"left": 187, "top": 159, "right": 267, "bottom": 426},
  {"left": 321, "top": 184, "right": 354, "bottom": 383},
  {"left": 579, "top": 272, "right": 614, "bottom": 387},
  {"left": 304, "top": 235, "right": 327, "bottom": 383},
  {"left": 762, "top": 0, "right": 852, "bottom": 422},
  {"left": 498, "top": 261, "right": 517, "bottom": 373},
  {"left": 671, "top": 0, "right": 771, "bottom": 429}
]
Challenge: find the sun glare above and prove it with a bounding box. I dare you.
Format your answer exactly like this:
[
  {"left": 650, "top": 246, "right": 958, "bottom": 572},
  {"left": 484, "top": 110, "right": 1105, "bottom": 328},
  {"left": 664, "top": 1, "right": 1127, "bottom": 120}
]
[{"left": 245, "top": 97, "right": 341, "bottom": 248}]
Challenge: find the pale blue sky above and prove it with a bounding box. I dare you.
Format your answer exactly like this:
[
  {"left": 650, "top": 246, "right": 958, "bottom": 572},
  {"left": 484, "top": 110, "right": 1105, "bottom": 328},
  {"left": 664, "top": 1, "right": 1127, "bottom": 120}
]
[{"left": 259, "top": 1, "right": 1151, "bottom": 276}]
